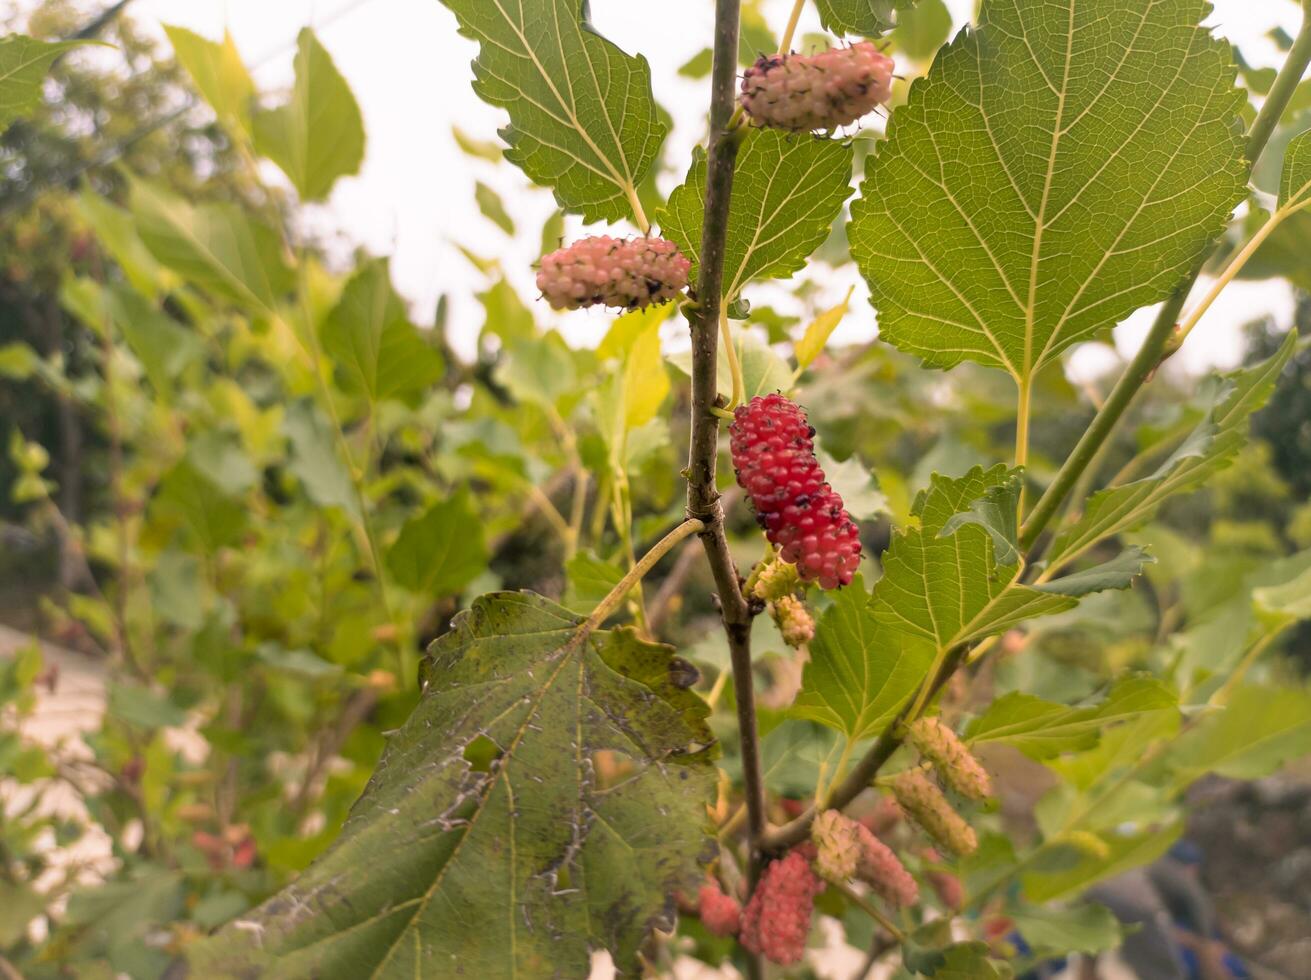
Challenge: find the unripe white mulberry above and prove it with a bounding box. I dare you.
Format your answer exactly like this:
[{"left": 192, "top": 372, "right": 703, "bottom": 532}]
[
  {"left": 891, "top": 771, "right": 978, "bottom": 857},
  {"left": 536, "top": 235, "right": 690, "bottom": 311},
  {"left": 906, "top": 716, "right": 993, "bottom": 801},
  {"left": 748, "top": 557, "right": 802, "bottom": 602},
  {"left": 772, "top": 594, "right": 816, "bottom": 648},
  {"left": 811, "top": 809, "right": 862, "bottom": 883},
  {"left": 741, "top": 42, "right": 895, "bottom": 132}
]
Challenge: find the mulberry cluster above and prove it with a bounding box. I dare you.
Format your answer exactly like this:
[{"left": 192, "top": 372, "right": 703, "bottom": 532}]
[
  {"left": 811, "top": 810, "right": 862, "bottom": 883},
  {"left": 536, "top": 235, "right": 690, "bottom": 311},
  {"left": 741, "top": 42, "right": 895, "bottom": 132},
  {"left": 906, "top": 716, "right": 993, "bottom": 801},
  {"left": 891, "top": 771, "right": 978, "bottom": 857},
  {"left": 855, "top": 824, "right": 919, "bottom": 907},
  {"left": 772, "top": 594, "right": 816, "bottom": 648},
  {"left": 730, "top": 394, "right": 862, "bottom": 590},
  {"left": 740, "top": 850, "right": 825, "bottom": 966},
  {"left": 697, "top": 881, "right": 742, "bottom": 938}
]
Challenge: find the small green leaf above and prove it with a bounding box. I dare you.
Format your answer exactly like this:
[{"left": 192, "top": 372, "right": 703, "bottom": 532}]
[
  {"left": 791, "top": 576, "right": 935, "bottom": 740},
  {"left": 282, "top": 402, "right": 359, "bottom": 517},
  {"left": 874, "top": 466, "right": 1076, "bottom": 650},
  {"left": 0, "top": 34, "right": 99, "bottom": 132},
  {"left": 75, "top": 188, "right": 166, "bottom": 300},
  {"left": 1164, "top": 684, "right": 1311, "bottom": 786},
  {"left": 0, "top": 342, "right": 38, "bottom": 380},
  {"left": 895, "top": 0, "right": 952, "bottom": 61},
  {"left": 1009, "top": 903, "right": 1122, "bottom": 958},
  {"left": 1023, "top": 823, "right": 1181, "bottom": 902},
  {"left": 815, "top": 446, "right": 887, "bottom": 522},
  {"left": 967, "top": 674, "right": 1177, "bottom": 760},
  {"left": 108, "top": 684, "right": 188, "bottom": 730},
  {"left": 321, "top": 259, "right": 445, "bottom": 405},
  {"left": 563, "top": 551, "right": 626, "bottom": 615},
  {"left": 814, "top": 0, "right": 911, "bottom": 38},
  {"left": 130, "top": 177, "right": 293, "bottom": 315},
  {"left": 152, "top": 461, "right": 247, "bottom": 552},
  {"left": 851, "top": 0, "right": 1247, "bottom": 379},
  {"left": 252, "top": 29, "right": 365, "bottom": 202},
  {"left": 659, "top": 130, "right": 853, "bottom": 299},
  {"left": 1279, "top": 129, "right": 1311, "bottom": 208},
  {"left": 385, "top": 490, "right": 488, "bottom": 597},
  {"left": 439, "top": 0, "right": 665, "bottom": 222},
  {"left": 452, "top": 124, "right": 503, "bottom": 162},
  {"left": 163, "top": 25, "right": 256, "bottom": 135},
  {"left": 186, "top": 593, "right": 714, "bottom": 978},
  {"left": 474, "top": 181, "right": 515, "bottom": 235},
  {"left": 1036, "top": 546, "right": 1155, "bottom": 597},
  {"left": 794, "top": 286, "right": 853, "bottom": 370}
]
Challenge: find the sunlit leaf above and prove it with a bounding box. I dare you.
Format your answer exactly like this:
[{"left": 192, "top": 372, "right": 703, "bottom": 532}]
[
  {"left": 794, "top": 287, "right": 853, "bottom": 370},
  {"left": 164, "top": 25, "right": 256, "bottom": 135},
  {"left": 438, "top": 0, "right": 665, "bottom": 222},
  {"left": 659, "top": 130, "right": 853, "bottom": 299},
  {"left": 0, "top": 34, "right": 99, "bottom": 132},
  {"left": 253, "top": 29, "right": 365, "bottom": 202},
  {"left": 851, "top": 0, "right": 1246, "bottom": 379}
]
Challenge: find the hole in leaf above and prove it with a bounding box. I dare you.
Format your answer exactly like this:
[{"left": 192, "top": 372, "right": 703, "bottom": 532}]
[{"left": 463, "top": 734, "right": 503, "bottom": 773}]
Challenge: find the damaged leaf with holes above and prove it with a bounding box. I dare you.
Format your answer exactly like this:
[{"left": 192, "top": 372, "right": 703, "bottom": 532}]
[{"left": 182, "top": 592, "right": 716, "bottom": 978}]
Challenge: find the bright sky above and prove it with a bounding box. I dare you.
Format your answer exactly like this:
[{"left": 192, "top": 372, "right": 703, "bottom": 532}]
[{"left": 111, "top": 0, "right": 1310, "bottom": 375}]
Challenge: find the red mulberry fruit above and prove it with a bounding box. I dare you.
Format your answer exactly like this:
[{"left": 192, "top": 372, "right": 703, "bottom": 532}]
[
  {"left": 730, "top": 394, "right": 862, "bottom": 589},
  {"left": 739, "top": 850, "right": 825, "bottom": 965},
  {"left": 906, "top": 716, "right": 993, "bottom": 801},
  {"left": 536, "top": 235, "right": 690, "bottom": 311},
  {"left": 697, "top": 880, "right": 742, "bottom": 937},
  {"left": 855, "top": 824, "right": 918, "bottom": 907},
  {"left": 741, "top": 42, "right": 895, "bottom": 132}
]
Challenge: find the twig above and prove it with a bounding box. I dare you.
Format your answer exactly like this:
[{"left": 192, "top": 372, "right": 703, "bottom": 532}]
[
  {"left": 688, "top": 0, "right": 766, "bottom": 864},
  {"left": 581, "top": 520, "right": 705, "bottom": 632}
]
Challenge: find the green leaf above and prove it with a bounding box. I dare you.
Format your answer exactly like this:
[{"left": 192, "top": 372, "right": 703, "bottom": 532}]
[
  {"left": 792, "top": 578, "right": 935, "bottom": 740},
  {"left": 1009, "top": 903, "right": 1121, "bottom": 957},
  {"left": 814, "top": 0, "right": 911, "bottom": 38},
  {"left": 659, "top": 130, "right": 853, "bottom": 299},
  {"left": 152, "top": 461, "right": 247, "bottom": 552},
  {"left": 452, "top": 124, "right": 502, "bottom": 162},
  {"left": 1164, "top": 684, "right": 1311, "bottom": 787},
  {"left": 1279, "top": 129, "right": 1311, "bottom": 208},
  {"left": 563, "top": 551, "right": 626, "bottom": 615},
  {"left": 1254, "top": 564, "right": 1311, "bottom": 624},
  {"left": 1048, "top": 334, "right": 1297, "bottom": 568},
  {"left": 0, "top": 881, "right": 45, "bottom": 946},
  {"left": 104, "top": 284, "right": 203, "bottom": 396},
  {"left": 438, "top": 0, "right": 665, "bottom": 222},
  {"left": 895, "top": 0, "right": 952, "bottom": 61},
  {"left": 967, "top": 674, "right": 1177, "bottom": 760},
  {"left": 130, "top": 178, "right": 293, "bottom": 315},
  {"left": 75, "top": 188, "right": 166, "bottom": 300},
  {"left": 666, "top": 330, "right": 792, "bottom": 403},
  {"left": 873, "top": 466, "right": 1076, "bottom": 649},
  {"left": 282, "top": 402, "right": 359, "bottom": 517},
  {"left": 1023, "top": 823, "right": 1181, "bottom": 902},
  {"left": 321, "top": 259, "right": 445, "bottom": 405},
  {"left": 252, "top": 29, "right": 364, "bottom": 201},
  {"left": 0, "top": 341, "right": 39, "bottom": 380},
  {"left": 815, "top": 446, "right": 888, "bottom": 522},
  {"left": 163, "top": 25, "right": 256, "bottom": 135},
  {"left": 385, "top": 490, "right": 488, "bottom": 597},
  {"left": 186, "top": 593, "right": 714, "bottom": 978},
  {"left": 474, "top": 181, "right": 515, "bottom": 235},
  {"left": 1036, "top": 546, "right": 1155, "bottom": 597},
  {"left": 794, "top": 286, "right": 853, "bottom": 370},
  {"left": 0, "top": 35, "right": 98, "bottom": 132},
  {"left": 108, "top": 683, "right": 188, "bottom": 729},
  {"left": 495, "top": 332, "right": 577, "bottom": 408},
  {"left": 851, "top": 0, "right": 1247, "bottom": 379}
]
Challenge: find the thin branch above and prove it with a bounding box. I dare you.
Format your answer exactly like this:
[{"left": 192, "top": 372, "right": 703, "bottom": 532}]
[
  {"left": 759, "top": 645, "right": 967, "bottom": 851},
  {"left": 1019, "top": 5, "right": 1311, "bottom": 551},
  {"left": 688, "top": 0, "right": 766, "bottom": 872}
]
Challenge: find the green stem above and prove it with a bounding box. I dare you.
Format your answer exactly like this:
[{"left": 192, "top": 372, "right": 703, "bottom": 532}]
[
  {"left": 1019, "top": 3, "right": 1311, "bottom": 552},
  {"left": 721, "top": 306, "right": 746, "bottom": 409},
  {"left": 778, "top": 0, "right": 806, "bottom": 53},
  {"left": 581, "top": 520, "right": 705, "bottom": 632},
  {"left": 1014, "top": 375, "right": 1033, "bottom": 515}
]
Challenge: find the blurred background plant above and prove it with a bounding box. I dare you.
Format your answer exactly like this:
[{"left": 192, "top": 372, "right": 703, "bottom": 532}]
[{"left": 0, "top": 1, "right": 1309, "bottom": 977}]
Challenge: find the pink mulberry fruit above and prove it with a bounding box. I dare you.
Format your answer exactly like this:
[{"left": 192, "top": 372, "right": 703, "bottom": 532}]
[
  {"left": 921, "top": 849, "right": 965, "bottom": 911},
  {"left": 891, "top": 771, "right": 978, "bottom": 857},
  {"left": 739, "top": 850, "right": 825, "bottom": 965},
  {"left": 730, "top": 394, "right": 862, "bottom": 589},
  {"left": 855, "top": 824, "right": 919, "bottom": 907},
  {"left": 536, "top": 235, "right": 690, "bottom": 311},
  {"left": 697, "top": 880, "right": 742, "bottom": 937},
  {"left": 811, "top": 810, "right": 862, "bottom": 883},
  {"left": 740, "top": 42, "right": 895, "bottom": 132},
  {"left": 906, "top": 716, "right": 993, "bottom": 801}
]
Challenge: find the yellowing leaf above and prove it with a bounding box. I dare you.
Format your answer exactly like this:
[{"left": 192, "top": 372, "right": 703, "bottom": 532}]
[
  {"left": 624, "top": 321, "right": 669, "bottom": 430},
  {"left": 795, "top": 286, "right": 854, "bottom": 370}
]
